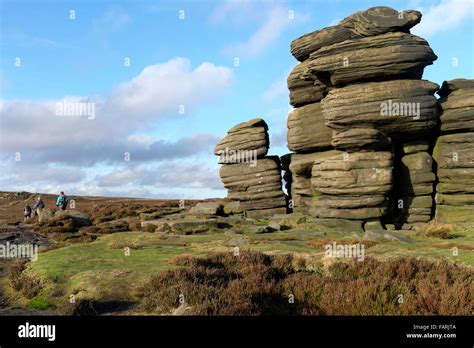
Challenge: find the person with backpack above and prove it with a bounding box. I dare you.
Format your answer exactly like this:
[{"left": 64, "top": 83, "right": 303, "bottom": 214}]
[
  {"left": 24, "top": 202, "right": 32, "bottom": 221},
  {"left": 32, "top": 196, "right": 45, "bottom": 217},
  {"left": 56, "top": 191, "right": 68, "bottom": 210}
]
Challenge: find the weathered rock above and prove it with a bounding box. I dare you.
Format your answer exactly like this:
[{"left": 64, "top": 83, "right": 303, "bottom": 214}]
[
  {"left": 401, "top": 140, "right": 430, "bottom": 155},
  {"left": 437, "top": 79, "right": 474, "bottom": 133},
  {"left": 290, "top": 6, "right": 421, "bottom": 61},
  {"left": 321, "top": 80, "right": 439, "bottom": 145},
  {"left": 288, "top": 150, "right": 341, "bottom": 212},
  {"left": 433, "top": 132, "right": 474, "bottom": 225},
  {"left": 214, "top": 118, "right": 269, "bottom": 162},
  {"left": 288, "top": 62, "right": 329, "bottom": 106},
  {"left": 189, "top": 202, "right": 223, "bottom": 216},
  {"left": 433, "top": 133, "right": 474, "bottom": 193},
  {"left": 269, "top": 213, "right": 307, "bottom": 228},
  {"left": 364, "top": 220, "right": 385, "bottom": 232},
  {"left": 37, "top": 208, "right": 55, "bottom": 222},
  {"left": 331, "top": 127, "right": 391, "bottom": 151},
  {"left": 311, "top": 151, "right": 393, "bottom": 195},
  {"left": 267, "top": 221, "right": 291, "bottom": 231},
  {"left": 142, "top": 219, "right": 218, "bottom": 235},
  {"left": 291, "top": 25, "right": 354, "bottom": 62},
  {"left": 287, "top": 102, "right": 332, "bottom": 152},
  {"left": 340, "top": 6, "right": 421, "bottom": 36},
  {"left": 306, "top": 32, "right": 437, "bottom": 86},
  {"left": 223, "top": 201, "right": 242, "bottom": 215},
  {"left": 310, "top": 151, "right": 393, "bottom": 220},
  {"left": 438, "top": 78, "right": 474, "bottom": 98},
  {"left": 245, "top": 207, "right": 287, "bottom": 220},
  {"left": 55, "top": 210, "right": 92, "bottom": 227},
  {"left": 393, "top": 146, "right": 435, "bottom": 224},
  {"left": 224, "top": 237, "right": 249, "bottom": 247},
  {"left": 219, "top": 155, "right": 287, "bottom": 219}
]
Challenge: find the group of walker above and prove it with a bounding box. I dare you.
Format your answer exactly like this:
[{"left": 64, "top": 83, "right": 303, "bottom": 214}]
[{"left": 23, "top": 191, "right": 68, "bottom": 221}]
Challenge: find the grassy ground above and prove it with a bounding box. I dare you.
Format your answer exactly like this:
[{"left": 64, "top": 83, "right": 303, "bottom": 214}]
[
  {"left": 21, "top": 224, "right": 474, "bottom": 312},
  {"left": 1, "top": 191, "right": 472, "bottom": 314}
]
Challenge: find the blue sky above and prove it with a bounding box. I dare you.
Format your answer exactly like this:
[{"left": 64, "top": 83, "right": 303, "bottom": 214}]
[{"left": 1, "top": 0, "right": 473, "bottom": 199}]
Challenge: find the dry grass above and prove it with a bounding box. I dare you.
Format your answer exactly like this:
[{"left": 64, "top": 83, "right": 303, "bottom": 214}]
[
  {"left": 432, "top": 242, "right": 474, "bottom": 251},
  {"left": 416, "top": 222, "right": 454, "bottom": 239},
  {"left": 168, "top": 254, "right": 196, "bottom": 266},
  {"left": 143, "top": 224, "right": 157, "bottom": 233},
  {"left": 139, "top": 251, "right": 473, "bottom": 316},
  {"left": 8, "top": 260, "right": 44, "bottom": 299}
]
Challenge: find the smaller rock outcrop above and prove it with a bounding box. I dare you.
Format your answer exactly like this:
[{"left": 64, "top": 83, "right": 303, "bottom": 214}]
[{"left": 215, "top": 119, "right": 287, "bottom": 219}]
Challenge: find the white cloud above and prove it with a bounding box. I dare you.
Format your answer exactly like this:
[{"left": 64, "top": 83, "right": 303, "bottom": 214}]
[
  {"left": 0, "top": 58, "right": 232, "bottom": 198},
  {"left": 108, "top": 58, "right": 233, "bottom": 120},
  {"left": 94, "top": 162, "right": 223, "bottom": 190},
  {"left": 0, "top": 58, "right": 233, "bottom": 152},
  {"left": 412, "top": 0, "right": 474, "bottom": 37}
]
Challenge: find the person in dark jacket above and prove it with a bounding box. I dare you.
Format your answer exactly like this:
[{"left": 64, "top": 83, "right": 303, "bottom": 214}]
[
  {"left": 24, "top": 202, "right": 32, "bottom": 221},
  {"left": 32, "top": 196, "right": 45, "bottom": 216}
]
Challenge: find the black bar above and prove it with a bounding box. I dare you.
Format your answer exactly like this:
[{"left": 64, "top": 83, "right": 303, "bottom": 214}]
[{"left": 0, "top": 316, "right": 472, "bottom": 346}]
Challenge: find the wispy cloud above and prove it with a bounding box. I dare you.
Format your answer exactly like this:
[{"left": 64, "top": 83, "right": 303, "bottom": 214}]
[
  {"left": 92, "top": 6, "right": 131, "bottom": 35},
  {"left": 261, "top": 67, "right": 293, "bottom": 103},
  {"left": 223, "top": 5, "right": 307, "bottom": 58},
  {"left": 209, "top": 0, "right": 258, "bottom": 25},
  {"left": 412, "top": 0, "right": 473, "bottom": 37}
]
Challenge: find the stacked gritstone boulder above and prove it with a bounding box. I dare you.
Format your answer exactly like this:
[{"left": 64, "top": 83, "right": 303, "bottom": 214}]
[
  {"left": 286, "top": 150, "right": 339, "bottom": 212},
  {"left": 393, "top": 141, "right": 435, "bottom": 225},
  {"left": 311, "top": 151, "right": 393, "bottom": 220},
  {"left": 287, "top": 6, "right": 439, "bottom": 227},
  {"left": 214, "top": 118, "right": 287, "bottom": 219},
  {"left": 433, "top": 79, "right": 474, "bottom": 226}
]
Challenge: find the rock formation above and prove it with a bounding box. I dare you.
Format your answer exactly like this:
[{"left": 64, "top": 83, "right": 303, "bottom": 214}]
[
  {"left": 310, "top": 151, "right": 393, "bottom": 220},
  {"left": 215, "top": 118, "right": 287, "bottom": 219},
  {"left": 433, "top": 80, "right": 474, "bottom": 226},
  {"left": 285, "top": 6, "right": 439, "bottom": 228},
  {"left": 214, "top": 6, "right": 474, "bottom": 229},
  {"left": 394, "top": 141, "right": 435, "bottom": 224}
]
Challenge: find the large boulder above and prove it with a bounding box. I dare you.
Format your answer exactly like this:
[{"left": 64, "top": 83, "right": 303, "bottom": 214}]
[
  {"left": 321, "top": 79, "right": 439, "bottom": 148},
  {"left": 433, "top": 132, "right": 474, "bottom": 225},
  {"left": 394, "top": 145, "right": 435, "bottom": 224},
  {"left": 339, "top": 6, "right": 421, "bottom": 36},
  {"left": 287, "top": 62, "right": 329, "bottom": 107},
  {"left": 305, "top": 32, "right": 437, "bottom": 86},
  {"left": 287, "top": 150, "right": 341, "bottom": 212},
  {"left": 287, "top": 102, "right": 332, "bottom": 152},
  {"left": 219, "top": 157, "right": 287, "bottom": 218},
  {"left": 437, "top": 79, "right": 474, "bottom": 133},
  {"left": 189, "top": 202, "right": 223, "bottom": 216},
  {"left": 290, "top": 6, "right": 422, "bottom": 61},
  {"left": 214, "top": 118, "right": 269, "bottom": 163},
  {"left": 310, "top": 151, "right": 393, "bottom": 220}
]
